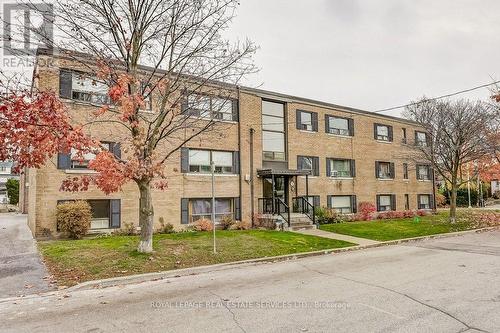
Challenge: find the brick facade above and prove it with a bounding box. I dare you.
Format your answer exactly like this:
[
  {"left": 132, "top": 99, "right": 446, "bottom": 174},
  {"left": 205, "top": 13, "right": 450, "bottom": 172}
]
[{"left": 23, "top": 52, "right": 434, "bottom": 238}]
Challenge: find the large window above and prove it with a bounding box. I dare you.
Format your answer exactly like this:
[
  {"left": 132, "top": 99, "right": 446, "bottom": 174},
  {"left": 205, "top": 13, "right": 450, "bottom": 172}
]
[
  {"left": 377, "top": 194, "right": 395, "bottom": 211},
  {"left": 297, "top": 156, "right": 319, "bottom": 176},
  {"left": 329, "top": 195, "right": 356, "bottom": 214},
  {"left": 296, "top": 110, "right": 317, "bottom": 132},
  {"left": 88, "top": 200, "right": 111, "bottom": 229},
  {"left": 190, "top": 198, "right": 234, "bottom": 223},
  {"left": 262, "top": 101, "right": 286, "bottom": 161},
  {"left": 376, "top": 161, "right": 395, "bottom": 179},
  {"left": 71, "top": 73, "right": 110, "bottom": 104},
  {"left": 326, "top": 116, "right": 353, "bottom": 136},
  {"left": 418, "top": 194, "right": 432, "bottom": 209},
  {"left": 417, "top": 164, "right": 431, "bottom": 181},
  {"left": 70, "top": 143, "right": 110, "bottom": 169},
  {"left": 327, "top": 159, "right": 354, "bottom": 178},
  {"left": 188, "top": 149, "right": 234, "bottom": 174},
  {"left": 415, "top": 131, "right": 428, "bottom": 147},
  {"left": 374, "top": 123, "right": 393, "bottom": 142},
  {"left": 185, "top": 93, "right": 235, "bottom": 121}
]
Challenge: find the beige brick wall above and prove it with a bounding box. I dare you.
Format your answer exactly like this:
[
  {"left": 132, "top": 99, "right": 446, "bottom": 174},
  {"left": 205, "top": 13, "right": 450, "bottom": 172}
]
[{"left": 27, "top": 53, "right": 433, "bottom": 238}]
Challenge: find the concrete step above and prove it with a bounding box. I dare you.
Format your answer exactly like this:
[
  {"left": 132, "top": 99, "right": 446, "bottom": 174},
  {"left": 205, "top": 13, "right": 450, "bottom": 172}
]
[{"left": 290, "top": 224, "right": 316, "bottom": 231}]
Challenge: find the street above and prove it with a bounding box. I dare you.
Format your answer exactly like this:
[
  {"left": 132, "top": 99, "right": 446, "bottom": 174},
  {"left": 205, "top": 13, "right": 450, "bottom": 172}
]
[{"left": 1, "top": 230, "right": 499, "bottom": 332}]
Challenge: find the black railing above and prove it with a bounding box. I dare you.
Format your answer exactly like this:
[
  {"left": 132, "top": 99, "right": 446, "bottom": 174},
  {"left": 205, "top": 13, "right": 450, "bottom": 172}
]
[
  {"left": 292, "top": 196, "right": 316, "bottom": 225},
  {"left": 257, "top": 197, "right": 290, "bottom": 227}
]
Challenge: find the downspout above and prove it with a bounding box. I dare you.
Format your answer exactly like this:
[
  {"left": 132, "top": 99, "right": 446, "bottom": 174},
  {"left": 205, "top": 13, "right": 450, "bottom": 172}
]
[
  {"left": 237, "top": 86, "right": 242, "bottom": 221},
  {"left": 250, "top": 128, "right": 255, "bottom": 227}
]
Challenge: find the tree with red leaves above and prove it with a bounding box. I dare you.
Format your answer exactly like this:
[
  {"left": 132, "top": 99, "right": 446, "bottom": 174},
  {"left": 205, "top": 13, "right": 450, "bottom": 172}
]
[{"left": 2, "top": 0, "right": 256, "bottom": 253}]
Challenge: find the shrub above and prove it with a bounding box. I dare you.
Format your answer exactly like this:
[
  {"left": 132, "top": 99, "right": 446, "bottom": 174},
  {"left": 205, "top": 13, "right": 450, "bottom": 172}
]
[
  {"left": 435, "top": 193, "right": 447, "bottom": 207},
  {"left": 158, "top": 217, "right": 175, "bottom": 234},
  {"left": 193, "top": 218, "right": 214, "bottom": 232},
  {"left": 416, "top": 210, "right": 429, "bottom": 216},
  {"left": 231, "top": 220, "right": 251, "bottom": 230},
  {"left": 254, "top": 214, "right": 277, "bottom": 230},
  {"left": 220, "top": 215, "right": 235, "bottom": 230},
  {"left": 56, "top": 201, "right": 92, "bottom": 239},
  {"left": 5, "top": 179, "right": 19, "bottom": 205},
  {"left": 358, "top": 202, "right": 376, "bottom": 221},
  {"left": 403, "top": 210, "right": 415, "bottom": 218},
  {"left": 113, "top": 222, "right": 137, "bottom": 236}
]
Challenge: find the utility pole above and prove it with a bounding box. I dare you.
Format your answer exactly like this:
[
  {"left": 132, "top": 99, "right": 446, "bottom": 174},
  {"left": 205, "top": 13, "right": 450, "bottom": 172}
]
[{"left": 211, "top": 160, "right": 216, "bottom": 254}]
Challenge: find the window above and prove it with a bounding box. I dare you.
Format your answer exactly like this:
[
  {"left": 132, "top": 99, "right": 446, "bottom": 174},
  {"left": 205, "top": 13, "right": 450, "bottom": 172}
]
[
  {"left": 327, "top": 159, "right": 354, "bottom": 178},
  {"left": 296, "top": 110, "right": 317, "bottom": 132},
  {"left": 190, "top": 198, "right": 234, "bottom": 223},
  {"left": 262, "top": 101, "right": 286, "bottom": 161},
  {"left": 418, "top": 194, "right": 432, "bottom": 209},
  {"left": 376, "top": 161, "right": 394, "bottom": 179},
  {"left": 297, "top": 156, "right": 319, "bottom": 176},
  {"left": 405, "top": 194, "right": 410, "bottom": 210},
  {"left": 70, "top": 143, "right": 110, "bottom": 169},
  {"left": 402, "top": 128, "right": 407, "bottom": 144},
  {"left": 185, "top": 93, "right": 235, "bottom": 121},
  {"left": 374, "top": 123, "right": 393, "bottom": 142},
  {"left": 326, "top": 116, "right": 353, "bottom": 136},
  {"left": 88, "top": 200, "right": 111, "bottom": 229},
  {"left": 403, "top": 163, "right": 408, "bottom": 179},
  {"left": 417, "top": 165, "right": 431, "bottom": 181},
  {"left": 60, "top": 70, "right": 110, "bottom": 104},
  {"left": 377, "top": 194, "right": 395, "bottom": 211},
  {"left": 415, "top": 131, "right": 428, "bottom": 147},
  {"left": 329, "top": 195, "right": 356, "bottom": 214},
  {"left": 188, "top": 150, "right": 234, "bottom": 174}
]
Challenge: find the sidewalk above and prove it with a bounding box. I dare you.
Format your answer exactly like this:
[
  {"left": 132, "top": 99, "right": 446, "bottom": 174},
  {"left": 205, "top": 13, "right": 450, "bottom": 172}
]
[
  {"left": 294, "top": 228, "right": 380, "bottom": 246},
  {"left": 0, "top": 213, "right": 53, "bottom": 297}
]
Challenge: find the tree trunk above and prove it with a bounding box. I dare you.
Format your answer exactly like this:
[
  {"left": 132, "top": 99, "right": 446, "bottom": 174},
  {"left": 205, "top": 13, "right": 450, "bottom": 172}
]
[
  {"left": 449, "top": 185, "right": 458, "bottom": 224},
  {"left": 137, "top": 181, "right": 154, "bottom": 253}
]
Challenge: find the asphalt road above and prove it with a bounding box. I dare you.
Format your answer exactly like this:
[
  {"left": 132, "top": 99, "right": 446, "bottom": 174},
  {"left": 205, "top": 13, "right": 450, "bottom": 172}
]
[
  {"left": 0, "top": 214, "right": 52, "bottom": 298},
  {"left": 1, "top": 230, "right": 500, "bottom": 333}
]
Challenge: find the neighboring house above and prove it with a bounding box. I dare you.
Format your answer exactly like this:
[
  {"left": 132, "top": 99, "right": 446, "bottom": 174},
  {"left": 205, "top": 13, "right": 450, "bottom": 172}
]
[
  {"left": 20, "top": 49, "right": 434, "bottom": 238},
  {"left": 0, "top": 161, "right": 19, "bottom": 204},
  {"left": 492, "top": 179, "right": 500, "bottom": 195}
]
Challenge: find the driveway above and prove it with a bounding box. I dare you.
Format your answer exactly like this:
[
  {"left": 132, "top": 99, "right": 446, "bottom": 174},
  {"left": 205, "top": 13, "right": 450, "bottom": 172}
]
[
  {"left": 1, "top": 230, "right": 499, "bottom": 332},
  {"left": 0, "top": 213, "right": 52, "bottom": 298}
]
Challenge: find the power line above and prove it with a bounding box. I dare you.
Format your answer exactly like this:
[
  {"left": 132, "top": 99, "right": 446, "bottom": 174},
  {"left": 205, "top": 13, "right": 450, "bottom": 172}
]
[{"left": 373, "top": 80, "right": 500, "bottom": 113}]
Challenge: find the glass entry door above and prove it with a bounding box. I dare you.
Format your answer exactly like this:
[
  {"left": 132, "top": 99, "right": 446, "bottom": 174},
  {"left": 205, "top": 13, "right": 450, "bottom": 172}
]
[{"left": 263, "top": 176, "right": 288, "bottom": 204}]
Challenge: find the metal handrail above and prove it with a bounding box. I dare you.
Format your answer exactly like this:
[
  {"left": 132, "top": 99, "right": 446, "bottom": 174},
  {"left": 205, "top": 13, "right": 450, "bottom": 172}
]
[
  {"left": 292, "top": 196, "right": 316, "bottom": 225},
  {"left": 258, "top": 197, "right": 290, "bottom": 227}
]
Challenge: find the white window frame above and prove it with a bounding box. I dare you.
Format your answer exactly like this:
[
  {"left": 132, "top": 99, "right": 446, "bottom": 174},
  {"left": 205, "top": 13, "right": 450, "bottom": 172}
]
[
  {"left": 188, "top": 149, "right": 234, "bottom": 174},
  {"left": 378, "top": 195, "right": 392, "bottom": 211},
  {"left": 327, "top": 116, "right": 350, "bottom": 136},
  {"left": 329, "top": 159, "right": 352, "bottom": 178},
  {"left": 330, "top": 196, "right": 353, "bottom": 214},
  {"left": 376, "top": 125, "right": 390, "bottom": 141}
]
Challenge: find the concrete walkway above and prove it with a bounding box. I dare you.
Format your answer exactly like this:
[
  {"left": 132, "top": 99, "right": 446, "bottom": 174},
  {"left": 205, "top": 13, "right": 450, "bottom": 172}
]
[
  {"left": 295, "top": 227, "right": 380, "bottom": 246},
  {"left": 0, "top": 213, "right": 53, "bottom": 297}
]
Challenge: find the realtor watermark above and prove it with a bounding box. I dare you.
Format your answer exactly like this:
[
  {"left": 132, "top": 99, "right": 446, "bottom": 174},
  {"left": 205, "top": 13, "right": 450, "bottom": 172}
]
[
  {"left": 151, "top": 300, "right": 351, "bottom": 310},
  {"left": 3, "top": 2, "right": 54, "bottom": 56}
]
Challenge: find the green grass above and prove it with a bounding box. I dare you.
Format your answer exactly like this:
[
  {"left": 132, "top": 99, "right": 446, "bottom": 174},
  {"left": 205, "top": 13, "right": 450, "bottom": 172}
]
[
  {"left": 39, "top": 230, "right": 355, "bottom": 286},
  {"left": 319, "top": 212, "right": 480, "bottom": 241}
]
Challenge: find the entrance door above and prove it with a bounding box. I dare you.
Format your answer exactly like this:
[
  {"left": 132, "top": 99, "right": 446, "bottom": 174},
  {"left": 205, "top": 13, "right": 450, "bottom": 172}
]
[{"left": 263, "top": 176, "right": 288, "bottom": 204}]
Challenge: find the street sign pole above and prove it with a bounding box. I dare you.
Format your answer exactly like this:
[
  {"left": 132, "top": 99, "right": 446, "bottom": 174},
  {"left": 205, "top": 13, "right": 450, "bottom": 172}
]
[{"left": 211, "top": 161, "right": 216, "bottom": 254}]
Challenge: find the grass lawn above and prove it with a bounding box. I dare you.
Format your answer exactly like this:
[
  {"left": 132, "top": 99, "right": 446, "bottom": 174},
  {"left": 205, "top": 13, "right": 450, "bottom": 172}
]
[
  {"left": 319, "top": 211, "right": 493, "bottom": 241},
  {"left": 39, "top": 230, "right": 355, "bottom": 286}
]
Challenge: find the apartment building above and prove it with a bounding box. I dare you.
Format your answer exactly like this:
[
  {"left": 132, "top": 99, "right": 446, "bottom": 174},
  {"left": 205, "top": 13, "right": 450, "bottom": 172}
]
[
  {"left": 21, "top": 50, "right": 434, "bottom": 238},
  {"left": 0, "top": 161, "right": 18, "bottom": 204}
]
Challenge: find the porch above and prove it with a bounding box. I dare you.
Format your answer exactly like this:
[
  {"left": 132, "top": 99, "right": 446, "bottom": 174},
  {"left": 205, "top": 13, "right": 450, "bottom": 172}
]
[{"left": 256, "top": 168, "right": 317, "bottom": 229}]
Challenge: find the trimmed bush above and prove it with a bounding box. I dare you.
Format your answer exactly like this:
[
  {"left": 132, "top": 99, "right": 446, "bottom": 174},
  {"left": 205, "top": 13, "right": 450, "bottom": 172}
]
[
  {"left": 220, "top": 215, "right": 235, "bottom": 230},
  {"left": 231, "top": 220, "right": 251, "bottom": 230},
  {"left": 358, "top": 202, "right": 376, "bottom": 221},
  {"left": 56, "top": 201, "right": 92, "bottom": 239},
  {"left": 193, "top": 218, "right": 214, "bottom": 231}
]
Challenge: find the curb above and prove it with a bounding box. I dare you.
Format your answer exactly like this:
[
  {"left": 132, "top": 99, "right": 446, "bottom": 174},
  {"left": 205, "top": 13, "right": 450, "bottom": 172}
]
[
  {"left": 65, "top": 225, "right": 500, "bottom": 292},
  {"left": 1, "top": 226, "right": 497, "bottom": 303}
]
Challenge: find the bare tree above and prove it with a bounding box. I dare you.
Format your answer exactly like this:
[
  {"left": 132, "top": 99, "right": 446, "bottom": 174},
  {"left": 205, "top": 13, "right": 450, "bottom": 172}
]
[
  {"left": 2, "top": 0, "right": 257, "bottom": 252},
  {"left": 403, "top": 98, "right": 496, "bottom": 222}
]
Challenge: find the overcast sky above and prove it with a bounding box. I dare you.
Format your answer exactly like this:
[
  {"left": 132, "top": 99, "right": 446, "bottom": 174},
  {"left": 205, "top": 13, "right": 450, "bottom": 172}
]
[{"left": 228, "top": 0, "right": 500, "bottom": 117}]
